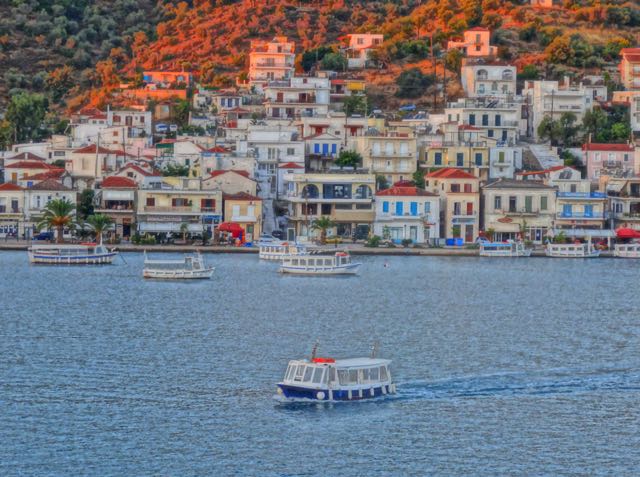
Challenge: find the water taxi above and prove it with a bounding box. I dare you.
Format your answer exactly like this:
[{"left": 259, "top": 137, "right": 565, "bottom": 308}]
[
  {"left": 143, "top": 252, "right": 214, "bottom": 279},
  {"left": 479, "top": 241, "right": 532, "bottom": 257},
  {"left": 28, "top": 243, "right": 118, "bottom": 264},
  {"left": 614, "top": 243, "right": 640, "bottom": 258},
  {"left": 545, "top": 242, "right": 600, "bottom": 258},
  {"left": 276, "top": 346, "right": 396, "bottom": 402},
  {"left": 279, "top": 251, "right": 361, "bottom": 275},
  {"left": 258, "top": 242, "right": 307, "bottom": 260}
]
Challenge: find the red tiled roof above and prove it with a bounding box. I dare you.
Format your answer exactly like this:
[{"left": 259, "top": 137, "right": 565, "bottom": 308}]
[
  {"left": 376, "top": 186, "right": 437, "bottom": 197},
  {"left": 223, "top": 192, "right": 262, "bottom": 201},
  {"left": 204, "top": 146, "right": 230, "bottom": 153},
  {"left": 29, "top": 179, "right": 71, "bottom": 191},
  {"left": 425, "top": 168, "right": 478, "bottom": 179},
  {"left": 102, "top": 176, "right": 138, "bottom": 188},
  {"left": 278, "top": 162, "right": 304, "bottom": 169},
  {"left": 73, "top": 144, "right": 117, "bottom": 154},
  {"left": 467, "top": 26, "right": 489, "bottom": 32},
  {"left": 121, "top": 164, "right": 161, "bottom": 177},
  {"left": 7, "top": 151, "right": 47, "bottom": 162},
  {"left": 459, "top": 124, "right": 481, "bottom": 131},
  {"left": 209, "top": 170, "right": 251, "bottom": 178},
  {"left": 0, "top": 182, "right": 23, "bottom": 191},
  {"left": 25, "top": 169, "right": 65, "bottom": 180},
  {"left": 582, "top": 143, "right": 634, "bottom": 152},
  {"left": 517, "top": 165, "right": 573, "bottom": 176},
  {"left": 5, "top": 160, "right": 54, "bottom": 169}
]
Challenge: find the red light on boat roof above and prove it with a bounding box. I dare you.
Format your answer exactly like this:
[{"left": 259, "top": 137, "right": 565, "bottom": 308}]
[{"left": 312, "top": 357, "right": 335, "bottom": 363}]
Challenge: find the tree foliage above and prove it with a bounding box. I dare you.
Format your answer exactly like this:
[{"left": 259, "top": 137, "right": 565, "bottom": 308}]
[
  {"left": 5, "top": 92, "right": 48, "bottom": 143},
  {"left": 335, "top": 150, "right": 362, "bottom": 169},
  {"left": 395, "top": 68, "right": 435, "bottom": 98}
]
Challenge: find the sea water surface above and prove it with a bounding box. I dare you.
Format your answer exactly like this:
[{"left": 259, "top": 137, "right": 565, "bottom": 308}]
[{"left": 1, "top": 251, "right": 640, "bottom": 476}]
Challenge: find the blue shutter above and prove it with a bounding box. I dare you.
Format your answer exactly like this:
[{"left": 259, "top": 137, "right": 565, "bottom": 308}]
[
  {"left": 584, "top": 205, "right": 593, "bottom": 217},
  {"left": 314, "top": 143, "right": 320, "bottom": 154},
  {"left": 435, "top": 152, "right": 442, "bottom": 165},
  {"left": 563, "top": 204, "right": 572, "bottom": 217},
  {"left": 475, "top": 153, "right": 482, "bottom": 166},
  {"left": 382, "top": 201, "right": 389, "bottom": 213},
  {"left": 424, "top": 202, "right": 431, "bottom": 214},
  {"left": 395, "top": 201, "right": 403, "bottom": 216},
  {"left": 331, "top": 144, "right": 337, "bottom": 154},
  {"left": 322, "top": 143, "right": 329, "bottom": 155},
  {"left": 456, "top": 153, "right": 464, "bottom": 167},
  {"left": 410, "top": 202, "right": 418, "bottom": 216}
]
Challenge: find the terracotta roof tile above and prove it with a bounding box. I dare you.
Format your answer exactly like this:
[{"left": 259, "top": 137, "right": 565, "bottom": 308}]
[
  {"left": 102, "top": 176, "right": 138, "bottom": 188},
  {"left": 376, "top": 186, "right": 437, "bottom": 197},
  {"left": 29, "top": 179, "right": 72, "bottom": 191},
  {"left": 5, "top": 160, "right": 54, "bottom": 169},
  {"left": 223, "top": 192, "right": 262, "bottom": 201},
  {"left": 0, "top": 182, "right": 23, "bottom": 191}
]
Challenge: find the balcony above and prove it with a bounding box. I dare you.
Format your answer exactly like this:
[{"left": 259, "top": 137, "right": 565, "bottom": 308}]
[
  {"left": 502, "top": 208, "right": 541, "bottom": 216},
  {"left": 0, "top": 206, "right": 21, "bottom": 214},
  {"left": 556, "top": 212, "right": 604, "bottom": 219},
  {"left": 230, "top": 215, "right": 257, "bottom": 223},
  {"left": 370, "top": 151, "right": 413, "bottom": 158},
  {"left": 143, "top": 206, "right": 196, "bottom": 213},
  {"left": 557, "top": 192, "right": 607, "bottom": 199}
]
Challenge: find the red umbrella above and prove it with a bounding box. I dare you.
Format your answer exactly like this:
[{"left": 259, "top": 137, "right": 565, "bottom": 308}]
[
  {"left": 218, "top": 222, "right": 244, "bottom": 238},
  {"left": 616, "top": 228, "right": 640, "bottom": 239}
]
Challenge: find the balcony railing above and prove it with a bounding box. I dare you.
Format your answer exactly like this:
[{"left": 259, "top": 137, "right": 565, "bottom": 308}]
[
  {"left": 557, "top": 192, "right": 607, "bottom": 198},
  {"left": 556, "top": 212, "right": 604, "bottom": 219},
  {"left": 143, "top": 206, "right": 195, "bottom": 213},
  {"left": 0, "top": 206, "right": 20, "bottom": 214},
  {"left": 501, "top": 208, "right": 541, "bottom": 216}
]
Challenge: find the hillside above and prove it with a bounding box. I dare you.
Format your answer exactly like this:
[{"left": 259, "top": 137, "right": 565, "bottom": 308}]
[{"left": 1, "top": 0, "right": 640, "bottom": 114}]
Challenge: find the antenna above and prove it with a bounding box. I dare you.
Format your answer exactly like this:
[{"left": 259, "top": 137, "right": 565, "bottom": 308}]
[
  {"left": 370, "top": 340, "right": 379, "bottom": 359},
  {"left": 310, "top": 340, "right": 319, "bottom": 361}
]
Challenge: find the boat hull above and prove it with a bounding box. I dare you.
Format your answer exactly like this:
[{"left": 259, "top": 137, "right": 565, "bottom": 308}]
[
  {"left": 614, "top": 245, "right": 640, "bottom": 258},
  {"left": 278, "top": 263, "right": 361, "bottom": 275},
  {"left": 479, "top": 250, "right": 532, "bottom": 257},
  {"left": 276, "top": 383, "right": 396, "bottom": 401},
  {"left": 545, "top": 251, "right": 600, "bottom": 258},
  {"left": 28, "top": 252, "right": 118, "bottom": 265}
]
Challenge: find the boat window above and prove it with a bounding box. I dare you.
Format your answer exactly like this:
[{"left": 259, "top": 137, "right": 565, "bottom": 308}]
[
  {"left": 292, "top": 259, "right": 298, "bottom": 266},
  {"left": 329, "top": 367, "right": 336, "bottom": 383},
  {"left": 349, "top": 369, "right": 358, "bottom": 383},
  {"left": 370, "top": 367, "right": 379, "bottom": 381},
  {"left": 285, "top": 365, "right": 293, "bottom": 381},
  {"left": 380, "top": 366, "right": 388, "bottom": 381},
  {"left": 312, "top": 368, "right": 324, "bottom": 384},
  {"left": 294, "top": 365, "right": 305, "bottom": 381},
  {"left": 325, "top": 258, "right": 332, "bottom": 265},
  {"left": 303, "top": 366, "right": 314, "bottom": 382}
]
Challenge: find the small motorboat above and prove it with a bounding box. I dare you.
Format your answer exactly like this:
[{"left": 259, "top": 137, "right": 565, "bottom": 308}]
[
  {"left": 479, "top": 241, "right": 532, "bottom": 257},
  {"left": 143, "top": 251, "right": 214, "bottom": 279},
  {"left": 278, "top": 251, "right": 361, "bottom": 275},
  {"left": 275, "top": 344, "right": 396, "bottom": 402}
]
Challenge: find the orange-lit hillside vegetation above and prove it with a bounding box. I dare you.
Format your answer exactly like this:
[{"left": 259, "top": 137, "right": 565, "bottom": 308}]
[{"left": 2, "top": 0, "right": 640, "bottom": 111}]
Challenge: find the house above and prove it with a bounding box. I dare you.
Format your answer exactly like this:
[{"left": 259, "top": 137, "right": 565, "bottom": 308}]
[
  {"left": 445, "top": 97, "right": 523, "bottom": 145},
  {"left": 329, "top": 78, "right": 367, "bottom": 110},
  {"left": 425, "top": 168, "right": 480, "bottom": 243},
  {"left": 200, "top": 146, "right": 256, "bottom": 178},
  {"left": 143, "top": 71, "right": 192, "bottom": 87},
  {"left": 94, "top": 176, "right": 138, "bottom": 240},
  {"left": 202, "top": 170, "right": 257, "bottom": 195},
  {"left": 283, "top": 171, "right": 375, "bottom": 240},
  {"left": 482, "top": 178, "right": 557, "bottom": 243},
  {"left": 488, "top": 145, "right": 523, "bottom": 179},
  {"left": 460, "top": 62, "right": 516, "bottom": 98},
  {"left": 345, "top": 33, "right": 383, "bottom": 69},
  {"left": 582, "top": 143, "right": 637, "bottom": 181},
  {"left": 248, "top": 36, "right": 296, "bottom": 92},
  {"left": 523, "top": 79, "right": 593, "bottom": 140},
  {"left": 263, "top": 76, "right": 331, "bottom": 119},
  {"left": 0, "top": 183, "right": 25, "bottom": 238},
  {"left": 297, "top": 113, "right": 366, "bottom": 148},
  {"left": 25, "top": 179, "right": 77, "bottom": 239},
  {"left": 113, "top": 163, "right": 162, "bottom": 188},
  {"left": 618, "top": 48, "right": 640, "bottom": 90},
  {"left": 548, "top": 167, "right": 607, "bottom": 231},
  {"left": 304, "top": 132, "right": 343, "bottom": 171},
  {"left": 373, "top": 186, "right": 440, "bottom": 244},
  {"left": 4, "top": 160, "right": 60, "bottom": 184},
  {"left": 355, "top": 133, "right": 418, "bottom": 185},
  {"left": 136, "top": 181, "right": 223, "bottom": 237},
  {"left": 223, "top": 192, "right": 263, "bottom": 242},
  {"left": 447, "top": 27, "right": 497, "bottom": 57},
  {"left": 606, "top": 177, "right": 640, "bottom": 230},
  {"left": 423, "top": 141, "right": 489, "bottom": 177}
]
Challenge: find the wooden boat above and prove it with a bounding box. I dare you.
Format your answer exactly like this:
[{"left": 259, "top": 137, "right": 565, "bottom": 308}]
[
  {"left": 143, "top": 252, "right": 214, "bottom": 279},
  {"left": 479, "top": 241, "right": 532, "bottom": 257},
  {"left": 28, "top": 243, "right": 118, "bottom": 264},
  {"left": 279, "top": 251, "right": 361, "bottom": 275}
]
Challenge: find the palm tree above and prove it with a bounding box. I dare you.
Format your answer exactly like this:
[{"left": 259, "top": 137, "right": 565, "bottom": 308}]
[
  {"left": 37, "top": 198, "right": 75, "bottom": 244},
  {"left": 311, "top": 216, "right": 335, "bottom": 244},
  {"left": 87, "top": 214, "right": 114, "bottom": 245}
]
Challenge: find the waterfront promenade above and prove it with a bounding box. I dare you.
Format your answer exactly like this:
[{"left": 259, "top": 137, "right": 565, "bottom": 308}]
[{"left": 0, "top": 240, "right": 616, "bottom": 257}]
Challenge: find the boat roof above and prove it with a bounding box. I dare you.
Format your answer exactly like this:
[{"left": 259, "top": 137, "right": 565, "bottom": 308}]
[
  {"left": 29, "top": 244, "right": 100, "bottom": 249},
  {"left": 290, "top": 357, "right": 391, "bottom": 367}
]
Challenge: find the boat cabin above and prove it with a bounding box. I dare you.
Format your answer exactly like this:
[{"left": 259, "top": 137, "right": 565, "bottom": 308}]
[{"left": 282, "top": 357, "right": 391, "bottom": 390}]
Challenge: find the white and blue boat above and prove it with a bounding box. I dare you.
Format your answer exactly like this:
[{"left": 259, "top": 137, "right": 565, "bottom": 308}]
[
  {"left": 276, "top": 345, "right": 396, "bottom": 402},
  {"left": 479, "top": 241, "right": 531, "bottom": 257},
  {"left": 28, "top": 243, "right": 118, "bottom": 264}
]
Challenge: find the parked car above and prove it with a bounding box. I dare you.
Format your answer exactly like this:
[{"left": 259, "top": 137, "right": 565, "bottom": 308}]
[
  {"left": 33, "top": 231, "right": 54, "bottom": 241},
  {"left": 271, "top": 230, "right": 284, "bottom": 240},
  {"left": 325, "top": 236, "right": 343, "bottom": 244}
]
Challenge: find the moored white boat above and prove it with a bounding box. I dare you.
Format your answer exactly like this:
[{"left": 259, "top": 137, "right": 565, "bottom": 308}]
[
  {"left": 28, "top": 243, "right": 118, "bottom": 264},
  {"left": 279, "top": 251, "right": 361, "bottom": 275},
  {"left": 545, "top": 242, "right": 600, "bottom": 258},
  {"left": 143, "top": 251, "right": 214, "bottom": 279},
  {"left": 258, "top": 242, "right": 307, "bottom": 260},
  {"left": 276, "top": 345, "right": 396, "bottom": 402},
  {"left": 479, "top": 241, "right": 532, "bottom": 257},
  {"left": 614, "top": 243, "right": 640, "bottom": 258}
]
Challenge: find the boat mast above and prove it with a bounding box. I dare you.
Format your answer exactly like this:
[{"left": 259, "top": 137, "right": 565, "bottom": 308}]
[
  {"left": 310, "top": 340, "right": 319, "bottom": 361},
  {"left": 370, "top": 340, "right": 379, "bottom": 359}
]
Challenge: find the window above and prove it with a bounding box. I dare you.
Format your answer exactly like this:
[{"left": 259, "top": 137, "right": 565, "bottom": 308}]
[
  {"left": 466, "top": 202, "right": 473, "bottom": 215},
  {"left": 424, "top": 202, "right": 431, "bottom": 214},
  {"left": 524, "top": 196, "right": 532, "bottom": 213},
  {"left": 464, "top": 183, "right": 472, "bottom": 193},
  {"left": 410, "top": 202, "right": 418, "bottom": 216},
  {"left": 434, "top": 152, "right": 442, "bottom": 166},
  {"left": 312, "top": 368, "right": 324, "bottom": 384},
  {"left": 395, "top": 201, "right": 404, "bottom": 215},
  {"left": 322, "top": 184, "right": 351, "bottom": 199},
  {"left": 146, "top": 197, "right": 155, "bottom": 207},
  {"left": 509, "top": 196, "right": 516, "bottom": 212},
  {"left": 294, "top": 366, "right": 305, "bottom": 382},
  {"left": 451, "top": 184, "right": 461, "bottom": 193},
  {"left": 456, "top": 153, "right": 464, "bottom": 167},
  {"left": 469, "top": 114, "right": 476, "bottom": 125},
  {"left": 382, "top": 201, "right": 389, "bottom": 213},
  {"left": 570, "top": 184, "right": 577, "bottom": 193},
  {"left": 624, "top": 154, "right": 630, "bottom": 162},
  {"left": 584, "top": 205, "right": 593, "bottom": 217},
  {"left": 541, "top": 196, "right": 548, "bottom": 210},
  {"left": 498, "top": 151, "right": 505, "bottom": 163},
  {"left": 201, "top": 199, "right": 215, "bottom": 210},
  {"left": 303, "top": 367, "right": 314, "bottom": 382},
  {"left": 355, "top": 185, "right": 372, "bottom": 199},
  {"left": 482, "top": 114, "right": 489, "bottom": 126},
  {"left": 475, "top": 153, "right": 482, "bottom": 166},
  {"left": 488, "top": 130, "right": 494, "bottom": 138},
  {"left": 495, "top": 114, "right": 501, "bottom": 126},
  {"left": 287, "top": 148, "right": 295, "bottom": 156},
  {"left": 494, "top": 196, "right": 502, "bottom": 210},
  {"left": 380, "top": 366, "right": 388, "bottom": 381}
]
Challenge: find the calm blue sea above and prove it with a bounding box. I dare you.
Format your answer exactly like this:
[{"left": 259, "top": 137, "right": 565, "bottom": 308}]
[{"left": 1, "top": 251, "right": 640, "bottom": 476}]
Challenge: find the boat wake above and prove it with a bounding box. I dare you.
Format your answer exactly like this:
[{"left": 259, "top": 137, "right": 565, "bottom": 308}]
[{"left": 395, "top": 367, "right": 640, "bottom": 402}]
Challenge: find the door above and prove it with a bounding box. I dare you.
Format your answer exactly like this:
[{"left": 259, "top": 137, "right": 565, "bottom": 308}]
[
  {"left": 410, "top": 226, "right": 418, "bottom": 242},
  {"left": 466, "top": 202, "right": 473, "bottom": 216},
  {"left": 465, "top": 224, "right": 474, "bottom": 243},
  {"left": 395, "top": 201, "right": 404, "bottom": 216},
  {"left": 563, "top": 204, "right": 572, "bottom": 217}
]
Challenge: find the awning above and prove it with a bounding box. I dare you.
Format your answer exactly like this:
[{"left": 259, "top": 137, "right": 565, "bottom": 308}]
[
  {"left": 616, "top": 227, "right": 640, "bottom": 239},
  {"left": 218, "top": 222, "right": 244, "bottom": 237}
]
